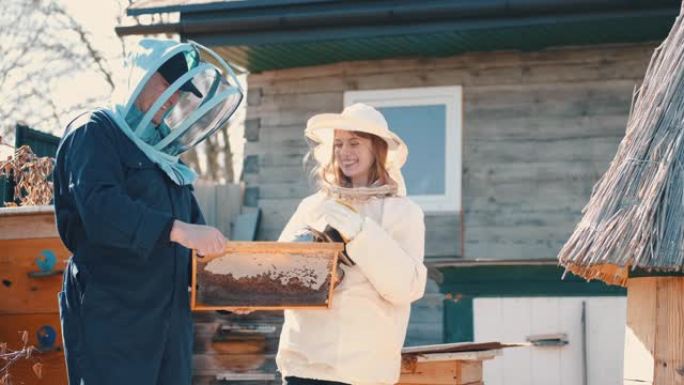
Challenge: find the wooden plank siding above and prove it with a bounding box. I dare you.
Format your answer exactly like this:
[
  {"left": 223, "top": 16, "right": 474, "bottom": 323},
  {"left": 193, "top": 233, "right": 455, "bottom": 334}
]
[
  {"left": 194, "top": 183, "right": 243, "bottom": 237},
  {"left": 244, "top": 42, "right": 655, "bottom": 261}
]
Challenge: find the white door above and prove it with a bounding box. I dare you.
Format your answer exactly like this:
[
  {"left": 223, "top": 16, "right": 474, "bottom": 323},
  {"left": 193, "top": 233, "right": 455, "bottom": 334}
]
[{"left": 474, "top": 297, "right": 626, "bottom": 385}]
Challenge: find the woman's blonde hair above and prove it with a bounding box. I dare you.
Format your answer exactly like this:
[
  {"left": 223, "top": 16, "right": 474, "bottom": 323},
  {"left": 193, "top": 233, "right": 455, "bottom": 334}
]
[{"left": 312, "top": 131, "right": 390, "bottom": 189}]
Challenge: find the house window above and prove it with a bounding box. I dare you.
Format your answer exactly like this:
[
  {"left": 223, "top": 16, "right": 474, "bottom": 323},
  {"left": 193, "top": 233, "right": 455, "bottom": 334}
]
[{"left": 345, "top": 86, "right": 462, "bottom": 212}]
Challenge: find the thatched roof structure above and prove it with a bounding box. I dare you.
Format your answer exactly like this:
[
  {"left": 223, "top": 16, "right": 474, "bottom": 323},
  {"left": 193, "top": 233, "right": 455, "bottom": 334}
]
[{"left": 558, "top": 3, "right": 684, "bottom": 286}]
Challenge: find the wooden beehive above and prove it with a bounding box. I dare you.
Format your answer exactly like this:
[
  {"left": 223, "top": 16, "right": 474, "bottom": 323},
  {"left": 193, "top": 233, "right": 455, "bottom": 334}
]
[
  {"left": 398, "top": 342, "right": 517, "bottom": 385},
  {"left": 0, "top": 205, "right": 69, "bottom": 385},
  {"left": 191, "top": 242, "right": 343, "bottom": 311},
  {"left": 192, "top": 311, "right": 282, "bottom": 385}
]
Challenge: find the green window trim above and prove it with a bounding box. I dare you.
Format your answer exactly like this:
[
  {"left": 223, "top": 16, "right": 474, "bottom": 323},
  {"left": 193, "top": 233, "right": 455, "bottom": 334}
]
[{"left": 438, "top": 264, "right": 626, "bottom": 342}]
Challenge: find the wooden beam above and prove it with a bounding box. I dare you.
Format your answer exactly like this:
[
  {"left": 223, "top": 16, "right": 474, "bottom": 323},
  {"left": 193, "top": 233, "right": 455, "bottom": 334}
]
[
  {"left": 624, "top": 277, "right": 684, "bottom": 385},
  {"left": 654, "top": 278, "right": 684, "bottom": 385}
]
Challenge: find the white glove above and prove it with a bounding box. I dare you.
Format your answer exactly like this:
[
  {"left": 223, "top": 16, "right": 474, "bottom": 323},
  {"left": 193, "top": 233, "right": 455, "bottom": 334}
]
[{"left": 320, "top": 200, "right": 363, "bottom": 241}]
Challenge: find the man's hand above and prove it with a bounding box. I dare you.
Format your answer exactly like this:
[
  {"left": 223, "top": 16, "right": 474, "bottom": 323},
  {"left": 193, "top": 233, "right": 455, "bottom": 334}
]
[{"left": 170, "top": 220, "right": 227, "bottom": 255}]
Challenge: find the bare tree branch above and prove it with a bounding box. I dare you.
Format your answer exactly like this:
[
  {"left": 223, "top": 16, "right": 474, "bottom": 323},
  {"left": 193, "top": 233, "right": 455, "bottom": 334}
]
[
  {"left": 0, "top": 16, "right": 46, "bottom": 89},
  {"left": 51, "top": 3, "right": 115, "bottom": 90},
  {"left": 1, "top": 0, "right": 122, "bottom": 136}
]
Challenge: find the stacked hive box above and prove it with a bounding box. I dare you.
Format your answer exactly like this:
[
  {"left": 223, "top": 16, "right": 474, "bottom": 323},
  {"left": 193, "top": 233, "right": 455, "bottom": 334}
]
[
  {"left": 192, "top": 311, "right": 282, "bottom": 385},
  {"left": 0, "top": 206, "right": 69, "bottom": 385}
]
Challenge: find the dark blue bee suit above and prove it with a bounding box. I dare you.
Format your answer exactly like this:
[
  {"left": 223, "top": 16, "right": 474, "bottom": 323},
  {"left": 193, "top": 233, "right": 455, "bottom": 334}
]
[{"left": 53, "top": 110, "right": 204, "bottom": 385}]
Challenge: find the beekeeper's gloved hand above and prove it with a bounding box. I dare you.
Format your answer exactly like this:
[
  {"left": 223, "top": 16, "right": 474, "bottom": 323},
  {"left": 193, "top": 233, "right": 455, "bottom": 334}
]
[
  {"left": 320, "top": 200, "right": 363, "bottom": 241},
  {"left": 170, "top": 220, "right": 227, "bottom": 256}
]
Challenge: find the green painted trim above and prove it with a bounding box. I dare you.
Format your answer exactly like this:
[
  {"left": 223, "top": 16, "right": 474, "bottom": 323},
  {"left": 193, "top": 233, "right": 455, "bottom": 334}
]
[
  {"left": 437, "top": 264, "right": 626, "bottom": 297},
  {"left": 629, "top": 269, "right": 684, "bottom": 278},
  {"left": 440, "top": 264, "right": 625, "bottom": 343},
  {"left": 185, "top": 6, "right": 676, "bottom": 72},
  {"left": 14, "top": 125, "right": 59, "bottom": 157},
  {"left": 444, "top": 297, "right": 473, "bottom": 343},
  {"left": 130, "top": 0, "right": 677, "bottom": 17}
]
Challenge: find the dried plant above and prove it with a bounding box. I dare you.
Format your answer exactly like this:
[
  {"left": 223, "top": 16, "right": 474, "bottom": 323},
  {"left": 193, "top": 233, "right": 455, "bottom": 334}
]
[
  {"left": 0, "top": 331, "right": 43, "bottom": 385},
  {"left": 0, "top": 135, "right": 54, "bottom": 206},
  {"left": 558, "top": 3, "right": 684, "bottom": 285}
]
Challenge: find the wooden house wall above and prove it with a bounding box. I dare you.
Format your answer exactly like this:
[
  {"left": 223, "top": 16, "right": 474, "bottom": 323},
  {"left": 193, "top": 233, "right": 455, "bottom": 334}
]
[
  {"left": 192, "top": 44, "right": 654, "bottom": 383},
  {"left": 243, "top": 42, "right": 655, "bottom": 261}
]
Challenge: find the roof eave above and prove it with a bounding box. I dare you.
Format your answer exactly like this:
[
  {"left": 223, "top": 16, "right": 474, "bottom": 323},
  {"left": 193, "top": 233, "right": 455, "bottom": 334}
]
[{"left": 116, "top": 5, "right": 678, "bottom": 40}]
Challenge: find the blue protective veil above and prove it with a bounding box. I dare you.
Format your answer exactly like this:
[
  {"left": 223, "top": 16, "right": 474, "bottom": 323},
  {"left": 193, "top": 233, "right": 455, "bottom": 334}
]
[{"left": 107, "top": 39, "right": 243, "bottom": 185}]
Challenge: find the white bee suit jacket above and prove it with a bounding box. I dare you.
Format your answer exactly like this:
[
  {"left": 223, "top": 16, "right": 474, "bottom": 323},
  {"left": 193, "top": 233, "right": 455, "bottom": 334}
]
[{"left": 276, "top": 191, "right": 427, "bottom": 385}]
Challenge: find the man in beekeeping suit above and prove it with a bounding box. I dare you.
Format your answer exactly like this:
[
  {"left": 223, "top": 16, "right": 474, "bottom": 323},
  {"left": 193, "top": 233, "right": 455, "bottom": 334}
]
[{"left": 53, "top": 38, "right": 244, "bottom": 385}]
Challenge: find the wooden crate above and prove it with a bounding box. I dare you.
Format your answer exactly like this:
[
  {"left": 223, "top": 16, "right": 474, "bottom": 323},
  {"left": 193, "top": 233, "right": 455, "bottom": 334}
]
[
  {"left": 0, "top": 206, "right": 69, "bottom": 385},
  {"left": 191, "top": 242, "right": 342, "bottom": 311}
]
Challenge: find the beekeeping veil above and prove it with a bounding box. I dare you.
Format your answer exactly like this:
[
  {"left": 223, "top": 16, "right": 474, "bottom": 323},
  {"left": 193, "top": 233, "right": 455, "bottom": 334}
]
[
  {"left": 305, "top": 103, "right": 408, "bottom": 199},
  {"left": 107, "top": 38, "right": 243, "bottom": 185}
]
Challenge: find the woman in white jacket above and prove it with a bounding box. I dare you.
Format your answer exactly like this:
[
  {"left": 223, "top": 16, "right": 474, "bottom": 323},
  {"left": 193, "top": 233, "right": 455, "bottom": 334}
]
[{"left": 276, "top": 103, "right": 427, "bottom": 385}]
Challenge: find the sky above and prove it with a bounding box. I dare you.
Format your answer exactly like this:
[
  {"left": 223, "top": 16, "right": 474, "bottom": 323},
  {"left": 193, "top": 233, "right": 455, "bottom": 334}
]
[
  {"left": 61, "top": 0, "right": 123, "bottom": 45},
  {"left": 57, "top": 0, "right": 130, "bottom": 113}
]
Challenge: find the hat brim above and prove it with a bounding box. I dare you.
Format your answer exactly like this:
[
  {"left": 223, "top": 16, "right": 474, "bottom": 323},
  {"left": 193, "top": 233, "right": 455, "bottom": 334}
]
[
  {"left": 306, "top": 113, "right": 404, "bottom": 150},
  {"left": 305, "top": 112, "right": 408, "bottom": 170}
]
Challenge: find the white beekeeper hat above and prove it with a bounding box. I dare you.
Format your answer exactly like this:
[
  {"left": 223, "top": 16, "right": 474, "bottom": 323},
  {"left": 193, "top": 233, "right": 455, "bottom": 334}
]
[{"left": 305, "top": 103, "right": 408, "bottom": 196}]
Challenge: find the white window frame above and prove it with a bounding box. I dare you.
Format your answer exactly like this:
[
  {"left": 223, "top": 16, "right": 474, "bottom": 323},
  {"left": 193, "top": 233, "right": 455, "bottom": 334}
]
[{"left": 345, "top": 86, "right": 462, "bottom": 213}]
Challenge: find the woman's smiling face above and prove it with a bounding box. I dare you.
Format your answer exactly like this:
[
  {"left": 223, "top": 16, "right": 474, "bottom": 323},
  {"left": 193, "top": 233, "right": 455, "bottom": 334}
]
[{"left": 333, "top": 130, "right": 375, "bottom": 187}]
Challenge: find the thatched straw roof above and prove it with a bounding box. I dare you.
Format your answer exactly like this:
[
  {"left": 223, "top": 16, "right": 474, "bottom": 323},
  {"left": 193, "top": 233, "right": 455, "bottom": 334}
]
[{"left": 558, "top": 3, "right": 684, "bottom": 287}]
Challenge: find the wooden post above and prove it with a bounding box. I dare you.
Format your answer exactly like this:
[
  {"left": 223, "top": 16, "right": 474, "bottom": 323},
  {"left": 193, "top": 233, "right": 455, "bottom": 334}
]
[{"left": 624, "top": 277, "right": 684, "bottom": 385}]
